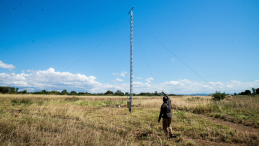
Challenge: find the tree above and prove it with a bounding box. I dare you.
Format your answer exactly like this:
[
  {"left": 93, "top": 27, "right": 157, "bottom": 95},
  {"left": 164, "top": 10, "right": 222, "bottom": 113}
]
[
  {"left": 42, "top": 90, "right": 47, "bottom": 94},
  {"left": 212, "top": 91, "right": 226, "bottom": 101},
  {"left": 105, "top": 90, "right": 114, "bottom": 95},
  {"left": 61, "top": 89, "right": 69, "bottom": 95},
  {"left": 115, "top": 90, "right": 124, "bottom": 96},
  {"left": 0, "top": 86, "right": 18, "bottom": 94},
  {"left": 244, "top": 90, "right": 251, "bottom": 95},
  {"left": 154, "top": 91, "right": 159, "bottom": 96},
  {"left": 168, "top": 94, "right": 176, "bottom": 96},
  {"left": 252, "top": 88, "right": 256, "bottom": 96},
  {"left": 21, "top": 89, "right": 27, "bottom": 94},
  {"left": 50, "top": 90, "right": 61, "bottom": 95},
  {"left": 10, "top": 87, "right": 15, "bottom": 93},
  {"left": 234, "top": 93, "right": 236, "bottom": 96},
  {"left": 125, "top": 92, "right": 129, "bottom": 96},
  {"left": 15, "top": 87, "right": 19, "bottom": 93},
  {"left": 78, "top": 92, "right": 85, "bottom": 95},
  {"left": 256, "top": 88, "right": 259, "bottom": 95},
  {"left": 139, "top": 92, "right": 146, "bottom": 96},
  {"left": 70, "top": 91, "right": 77, "bottom": 95},
  {"left": 0, "top": 87, "right": 8, "bottom": 93}
]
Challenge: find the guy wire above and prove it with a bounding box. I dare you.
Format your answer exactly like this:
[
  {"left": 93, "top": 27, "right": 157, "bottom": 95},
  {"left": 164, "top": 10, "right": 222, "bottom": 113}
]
[
  {"left": 63, "top": 21, "right": 129, "bottom": 72},
  {"left": 136, "top": 22, "right": 217, "bottom": 91},
  {"left": 135, "top": 31, "right": 155, "bottom": 84}
]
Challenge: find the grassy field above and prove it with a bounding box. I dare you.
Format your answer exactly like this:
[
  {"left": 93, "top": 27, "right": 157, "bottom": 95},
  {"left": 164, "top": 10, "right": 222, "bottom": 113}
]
[
  {"left": 0, "top": 94, "right": 258, "bottom": 145},
  {"left": 171, "top": 95, "right": 259, "bottom": 128}
]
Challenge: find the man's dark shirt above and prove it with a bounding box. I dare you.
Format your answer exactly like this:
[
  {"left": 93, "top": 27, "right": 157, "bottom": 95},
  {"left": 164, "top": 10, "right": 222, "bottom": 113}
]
[{"left": 158, "top": 97, "right": 172, "bottom": 122}]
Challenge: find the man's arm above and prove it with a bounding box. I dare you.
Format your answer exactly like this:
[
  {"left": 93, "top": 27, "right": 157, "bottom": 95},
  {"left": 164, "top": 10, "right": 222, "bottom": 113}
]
[
  {"left": 162, "top": 91, "right": 169, "bottom": 99},
  {"left": 162, "top": 91, "right": 171, "bottom": 103}
]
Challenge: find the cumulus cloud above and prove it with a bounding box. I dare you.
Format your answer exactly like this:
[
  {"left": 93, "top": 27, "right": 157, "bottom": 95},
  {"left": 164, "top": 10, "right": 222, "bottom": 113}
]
[
  {"left": 112, "top": 78, "right": 123, "bottom": 82},
  {"left": 0, "top": 68, "right": 258, "bottom": 94},
  {"left": 165, "top": 81, "right": 182, "bottom": 85},
  {"left": 137, "top": 77, "right": 142, "bottom": 79},
  {"left": 162, "top": 79, "right": 259, "bottom": 94},
  {"left": 120, "top": 71, "right": 127, "bottom": 77},
  {"left": 116, "top": 78, "right": 123, "bottom": 82},
  {"left": 0, "top": 68, "right": 101, "bottom": 92},
  {"left": 113, "top": 71, "right": 127, "bottom": 77},
  {"left": 145, "top": 77, "right": 154, "bottom": 83},
  {"left": 112, "top": 73, "right": 118, "bottom": 75},
  {"left": 254, "top": 80, "right": 259, "bottom": 83},
  {"left": 0, "top": 61, "right": 15, "bottom": 70}
]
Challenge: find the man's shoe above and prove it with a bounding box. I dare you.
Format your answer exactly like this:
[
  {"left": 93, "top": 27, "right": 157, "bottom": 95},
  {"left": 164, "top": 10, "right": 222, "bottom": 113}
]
[{"left": 169, "top": 134, "right": 176, "bottom": 138}]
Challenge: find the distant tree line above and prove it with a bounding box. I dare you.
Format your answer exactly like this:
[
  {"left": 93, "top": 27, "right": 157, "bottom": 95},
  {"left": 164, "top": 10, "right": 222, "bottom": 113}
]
[
  {"left": 103, "top": 90, "right": 176, "bottom": 96},
  {"left": 0, "top": 86, "right": 177, "bottom": 96},
  {"left": 0, "top": 87, "right": 27, "bottom": 94},
  {"left": 234, "top": 87, "right": 259, "bottom": 96}
]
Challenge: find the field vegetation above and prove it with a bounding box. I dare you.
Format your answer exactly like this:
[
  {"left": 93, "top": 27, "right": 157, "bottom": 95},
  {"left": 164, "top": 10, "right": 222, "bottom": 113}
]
[
  {"left": 171, "top": 95, "right": 259, "bottom": 128},
  {"left": 0, "top": 94, "right": 258, "bottom": 145}
]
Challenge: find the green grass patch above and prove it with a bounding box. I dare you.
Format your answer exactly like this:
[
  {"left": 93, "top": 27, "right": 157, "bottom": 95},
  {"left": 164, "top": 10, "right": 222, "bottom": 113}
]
[
  {"left": 65, "top": 96, "right": 80, "bottom": 102},
  {"left": 11, "top": 99, "right": 33, "bottom": 106}
]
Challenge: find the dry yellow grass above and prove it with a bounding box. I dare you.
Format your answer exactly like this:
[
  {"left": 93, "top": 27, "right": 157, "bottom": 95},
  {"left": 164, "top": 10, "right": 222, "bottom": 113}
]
[{"left": 0, "top": 94, "right": 258, "bottom": 145}]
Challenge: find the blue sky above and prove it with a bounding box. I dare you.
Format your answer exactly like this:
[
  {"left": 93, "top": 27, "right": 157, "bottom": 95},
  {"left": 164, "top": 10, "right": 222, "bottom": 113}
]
[{"left": 0, "top": 0, "right": 258, "bottom": 94}]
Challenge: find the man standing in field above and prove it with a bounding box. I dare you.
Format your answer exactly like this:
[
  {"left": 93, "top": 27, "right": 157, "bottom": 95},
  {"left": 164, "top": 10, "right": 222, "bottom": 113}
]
[{"left": 158, "top": 91, "right": 173, "bottom": 138}]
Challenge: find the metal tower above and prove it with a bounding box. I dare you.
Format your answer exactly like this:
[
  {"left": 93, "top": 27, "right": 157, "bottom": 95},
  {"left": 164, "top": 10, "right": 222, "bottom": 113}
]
[{"left": 128, "top": 6, "right": 134, "bottom": 113}]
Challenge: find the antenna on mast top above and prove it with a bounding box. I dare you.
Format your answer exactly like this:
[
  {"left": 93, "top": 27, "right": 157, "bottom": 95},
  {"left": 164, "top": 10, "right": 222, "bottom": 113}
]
[{"left": 128, "top": 6, "right": 134, "bottom": 14}]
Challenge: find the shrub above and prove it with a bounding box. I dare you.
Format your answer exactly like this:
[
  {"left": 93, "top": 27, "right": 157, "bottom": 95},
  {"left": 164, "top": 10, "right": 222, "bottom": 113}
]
[
  {"left": 105, "top": 90, "right": 114, "bottom": 95},
  {"left": 11, "top": 99, "right": 33, "bottom": 105},
  {"left": 244, "top": 90, "right": 251, "bottom": 95},
  {"left": 65, "top": 96, "right": 80, "bottom": 102},
  {"left": 70, "top": 91, "right": 77, "bottom": 95},
  {"left": 212, "top": 91, "right": 226, "bottom": 101}
]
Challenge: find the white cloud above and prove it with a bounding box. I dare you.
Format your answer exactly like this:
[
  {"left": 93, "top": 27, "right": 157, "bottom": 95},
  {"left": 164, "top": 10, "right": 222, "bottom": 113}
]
[
  {"left": 145, "top": 77, "right": 154, "bottom": 83},
  {"left": 120, "top": 71, "right": 127, "bottom": 77},
  {"left": 133, "top": 82, "right": 143, "bottom": 85},
  {"left": 137, "top": 77, "right": 142, "bottom": 79},
  {"left": 116, "top": 78, "right": 123, "bottom": 82},
  {"left": 0, "top": 61, "right": 15, "bottom": 70},
  {"left": 112, "top": 73, "right": 118, "bottom": 75},
  {"left": 171, "top": 58, "right": 175, "bottom": 62},
  {"left": 254, "top": 80, "right": 259, "bottom": 83},
  {"left": 0, "top": 68, "right": 258, "bottom": 94},
  {"left": 165, "top": 81, "right": 182, "bottom": 85},
  {"left": 0, "top": 68, "right": 101, "bottom": 92},
  {"left": 113, "top": 71, "right": 127, "bottom": 77}
]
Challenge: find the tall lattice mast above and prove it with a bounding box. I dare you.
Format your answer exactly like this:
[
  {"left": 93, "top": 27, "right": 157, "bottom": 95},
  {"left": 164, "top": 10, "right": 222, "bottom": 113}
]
[{"left": 128, "top": 6, "right": 134, "bottom": 113}]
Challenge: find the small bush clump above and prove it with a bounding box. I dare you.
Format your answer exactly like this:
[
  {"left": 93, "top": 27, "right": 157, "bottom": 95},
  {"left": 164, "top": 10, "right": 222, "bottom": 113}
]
[
  {"left": 212, "top": 91, "right": 226, "bottom": 101},
  {"left": 188, "top": 97, "right": 200, "bottom": 101},
  {"left": 65, "top": 96, "right": 80, "bottom": 102},
  {"left": 11, "top": 99, "right": 33, "bottom": 105}
]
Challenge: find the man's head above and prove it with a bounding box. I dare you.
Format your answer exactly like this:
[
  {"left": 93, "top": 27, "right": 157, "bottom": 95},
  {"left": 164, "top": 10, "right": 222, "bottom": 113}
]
[{"left": 163, "top": 96, "right": 168, "bottom": 102}]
